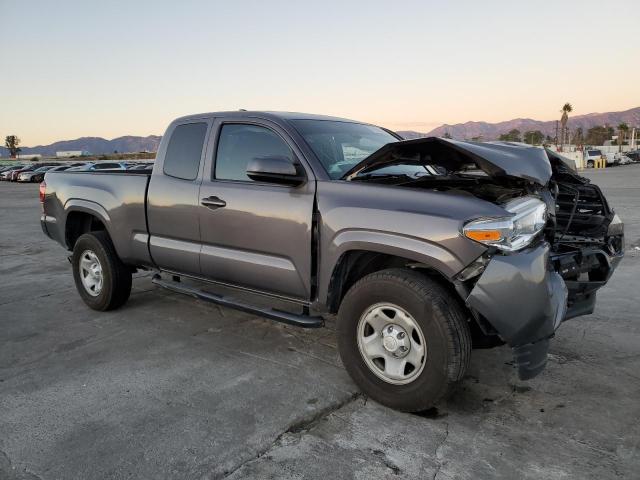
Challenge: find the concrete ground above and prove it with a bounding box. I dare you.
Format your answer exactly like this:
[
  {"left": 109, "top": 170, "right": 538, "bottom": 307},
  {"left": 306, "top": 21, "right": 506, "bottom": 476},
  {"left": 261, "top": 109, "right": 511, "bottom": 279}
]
[{"left": 1, "top": 167, "right": 639, "bottom": 480}]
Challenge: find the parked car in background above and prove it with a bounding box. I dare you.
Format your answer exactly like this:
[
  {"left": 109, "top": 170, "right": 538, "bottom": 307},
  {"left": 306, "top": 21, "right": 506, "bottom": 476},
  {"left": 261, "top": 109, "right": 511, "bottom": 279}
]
[
  {"left": 60, "top": 162, "right": 91, "bottom": 169},
  {"left": 47, "top": 165, "right": 73, "bottom": 173},
  {"left": 127, "top": 163, "right": 154, "bottom": 171},
  {"left": 625, "top": 150, "right": 640, "bottom": 163},
  {"left": 65, "top": 163, "right": 94, "bottom": 171},
  {"left": 0, "top": 165, "right": 27, "bottom": 180},
  {"left": 66, "top": 162, "right": 129, "bottom": 172},
  {"left": 614, "top": 153, "right": 633, "bottom": 165},
  {"left": 17, "top": 165, "right": 58, "bottom": 183},
  {"left": 584, "top": 149, "right": 608, "bottom": 168},
  {"left": 603, "top": 152, "right": 621, "bottom": 166},
  {"left": 7, "top": 165, "right": 37, "bottom": 181}
]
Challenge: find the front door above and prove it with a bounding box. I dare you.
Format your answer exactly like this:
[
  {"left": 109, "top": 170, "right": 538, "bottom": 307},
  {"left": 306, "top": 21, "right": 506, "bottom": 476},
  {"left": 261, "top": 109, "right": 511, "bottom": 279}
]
[{"left": 198, "top": 121, "right": 315, "bottom": 300}]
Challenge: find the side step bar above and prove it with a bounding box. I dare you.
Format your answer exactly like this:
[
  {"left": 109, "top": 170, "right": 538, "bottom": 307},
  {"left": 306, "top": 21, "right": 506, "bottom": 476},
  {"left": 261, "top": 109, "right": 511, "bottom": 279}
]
[{"left": 151, "top": 274, "right": 324, "bottom": 328}]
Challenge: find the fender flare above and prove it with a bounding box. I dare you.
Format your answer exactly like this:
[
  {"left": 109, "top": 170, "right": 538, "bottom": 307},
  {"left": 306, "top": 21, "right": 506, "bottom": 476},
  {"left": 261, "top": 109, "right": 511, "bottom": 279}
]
[
  {"left": 317, "top": 229, "right": 466, "bottom": 309},
  {"left": 331, "top": 229, "right": 463, "bottom": 275},
  {"left": 63, "top": 199, "right": 113, "bottom": 248}
]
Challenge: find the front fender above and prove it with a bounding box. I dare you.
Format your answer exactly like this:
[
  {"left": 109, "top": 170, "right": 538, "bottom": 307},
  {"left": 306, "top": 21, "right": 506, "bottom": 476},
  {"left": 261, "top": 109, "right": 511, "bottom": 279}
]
[
  {"left": 332, "top": 229, "right": 464, "bottom": 276},
  {"left": 316, "top": 229, "right": 474, "bottom": 309}
]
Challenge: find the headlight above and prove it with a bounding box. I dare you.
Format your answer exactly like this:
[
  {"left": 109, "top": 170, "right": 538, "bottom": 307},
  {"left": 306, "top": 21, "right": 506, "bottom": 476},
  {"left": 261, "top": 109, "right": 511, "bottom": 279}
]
[{"left": 463, "top": 196, "right": 547, "bottom": 252}]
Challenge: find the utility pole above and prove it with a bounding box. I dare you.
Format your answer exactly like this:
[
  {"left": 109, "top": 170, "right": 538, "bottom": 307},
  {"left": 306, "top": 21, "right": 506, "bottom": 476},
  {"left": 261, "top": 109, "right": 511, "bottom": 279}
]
[{"left": 555, "top": 121, "right": 559, "bottom": 149}]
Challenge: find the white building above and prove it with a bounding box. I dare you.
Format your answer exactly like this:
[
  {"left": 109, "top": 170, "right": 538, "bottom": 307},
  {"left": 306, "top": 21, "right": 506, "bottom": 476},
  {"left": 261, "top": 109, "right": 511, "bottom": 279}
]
[
  {"left": 16, "top": 153, "right": 42, "bottom": 160},
  {"left": 56, "top": 150, "right": 90, "bottom": 158}
]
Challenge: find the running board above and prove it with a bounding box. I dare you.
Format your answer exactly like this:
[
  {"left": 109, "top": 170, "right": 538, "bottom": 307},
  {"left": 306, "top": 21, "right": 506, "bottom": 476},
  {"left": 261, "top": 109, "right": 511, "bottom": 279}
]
[{"left": 151, "top": 274, "right": 324, "bottom": 328}]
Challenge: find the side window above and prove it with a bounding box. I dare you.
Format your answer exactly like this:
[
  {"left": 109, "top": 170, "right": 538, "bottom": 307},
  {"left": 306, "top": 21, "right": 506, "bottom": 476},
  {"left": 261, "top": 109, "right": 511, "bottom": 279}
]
[
  {"left": 163, "top": 122, "right": 208, "bottom": 180},
  {"left": 215, "top": 124, "right": 293, "bottom": 181}
]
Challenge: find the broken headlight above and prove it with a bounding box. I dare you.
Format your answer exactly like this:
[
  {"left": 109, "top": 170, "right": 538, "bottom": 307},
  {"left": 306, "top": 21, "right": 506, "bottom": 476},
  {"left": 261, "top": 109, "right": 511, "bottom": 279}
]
[{"left": 463, "top": 196, "right": 547, "bottom": 252}]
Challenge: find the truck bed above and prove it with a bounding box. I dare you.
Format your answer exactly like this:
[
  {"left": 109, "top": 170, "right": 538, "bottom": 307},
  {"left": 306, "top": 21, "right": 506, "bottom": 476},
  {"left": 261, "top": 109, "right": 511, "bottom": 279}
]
[{"left": 41, "top": 171, "right": 152, "bottom": 265}]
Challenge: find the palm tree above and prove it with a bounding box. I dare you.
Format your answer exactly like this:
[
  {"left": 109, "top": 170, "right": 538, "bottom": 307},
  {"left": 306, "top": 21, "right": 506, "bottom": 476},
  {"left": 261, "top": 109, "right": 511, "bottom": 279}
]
[
  {"left": 560, "top": 103, "right": 573, "bottom": 148},
  {"left": 617, "top": 122, "right": 629, "bottom": 152}
]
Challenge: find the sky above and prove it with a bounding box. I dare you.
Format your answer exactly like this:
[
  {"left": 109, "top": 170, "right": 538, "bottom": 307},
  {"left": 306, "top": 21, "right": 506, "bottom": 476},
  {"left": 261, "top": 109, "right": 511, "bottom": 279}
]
[{"left": 1, "top": 0, "right": 638, "bottom": 146}]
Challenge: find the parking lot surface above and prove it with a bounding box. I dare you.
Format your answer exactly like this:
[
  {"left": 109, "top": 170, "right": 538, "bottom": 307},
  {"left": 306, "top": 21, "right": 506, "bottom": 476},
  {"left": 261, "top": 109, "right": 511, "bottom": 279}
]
[{"left": 1, "top": 167, "right": 639, "bottom": 479}]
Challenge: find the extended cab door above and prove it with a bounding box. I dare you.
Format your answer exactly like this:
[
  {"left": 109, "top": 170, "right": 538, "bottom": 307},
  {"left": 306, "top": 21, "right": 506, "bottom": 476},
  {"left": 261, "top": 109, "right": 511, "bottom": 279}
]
[
  {"left": 198, "top": 119, "right": 315, "bottom": 301},
  {"left": 147, "top": 119, "right": 211, "bottom": 276}
]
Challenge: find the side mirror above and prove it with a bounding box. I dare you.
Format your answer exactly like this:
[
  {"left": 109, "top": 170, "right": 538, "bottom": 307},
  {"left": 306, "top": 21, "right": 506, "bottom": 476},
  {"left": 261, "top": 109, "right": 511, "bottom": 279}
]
[{"left": 246, "top": 155, "right": 306, "bottom": 186}]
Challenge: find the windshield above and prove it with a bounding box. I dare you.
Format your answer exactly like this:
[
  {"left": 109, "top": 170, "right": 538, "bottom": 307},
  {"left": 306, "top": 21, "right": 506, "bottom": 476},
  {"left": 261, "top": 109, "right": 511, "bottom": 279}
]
[{"left": 291, "top": 120, "right": 399, "bottom": 179}]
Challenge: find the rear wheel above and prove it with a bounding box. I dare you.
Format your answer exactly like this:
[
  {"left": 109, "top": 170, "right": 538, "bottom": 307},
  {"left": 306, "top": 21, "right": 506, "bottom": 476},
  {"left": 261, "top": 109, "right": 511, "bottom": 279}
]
[
  {"left": 72, "top": 231, "right": 132, "bottom": 311},
  {"left": 337, "top": 268, "right": 471, "bottom": 412},
  {"left": 587, "top": 160, "right": 594, "bottom": 168}
]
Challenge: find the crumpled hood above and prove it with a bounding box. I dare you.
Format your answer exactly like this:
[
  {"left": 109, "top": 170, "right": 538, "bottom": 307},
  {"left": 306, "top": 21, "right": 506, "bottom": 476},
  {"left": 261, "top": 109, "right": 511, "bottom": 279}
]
[{"left": 342, "top": 137, "right": 553, "bottom": 185}]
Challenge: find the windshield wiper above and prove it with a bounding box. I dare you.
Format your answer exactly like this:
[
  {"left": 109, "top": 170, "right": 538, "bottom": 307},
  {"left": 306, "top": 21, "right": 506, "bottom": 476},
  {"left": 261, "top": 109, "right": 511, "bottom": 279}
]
[{"left": 349, "top": 173, "right": 411, "bottom": 182}]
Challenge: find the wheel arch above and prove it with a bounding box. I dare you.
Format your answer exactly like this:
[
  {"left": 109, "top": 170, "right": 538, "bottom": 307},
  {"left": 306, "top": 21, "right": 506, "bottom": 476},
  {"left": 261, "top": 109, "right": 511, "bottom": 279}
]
[
  {"left": 324, "top": 249, "right": 457, "bottom": 314},
  {"left": 64, "top": 201, "right": 112, "bottom": 250},
  {"left": 317, "top": 230, "right": 468, "bottom": 314}
]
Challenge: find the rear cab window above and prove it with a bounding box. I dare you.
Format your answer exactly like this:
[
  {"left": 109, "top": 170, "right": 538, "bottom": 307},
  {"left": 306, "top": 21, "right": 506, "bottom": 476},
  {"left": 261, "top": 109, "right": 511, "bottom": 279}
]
[{"left": 163, "top": 122, "right": 208, "bottom": 180}]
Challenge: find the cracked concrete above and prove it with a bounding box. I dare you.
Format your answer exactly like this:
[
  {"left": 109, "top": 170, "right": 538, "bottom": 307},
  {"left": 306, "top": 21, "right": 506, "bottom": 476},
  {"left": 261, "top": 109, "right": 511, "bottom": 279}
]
[
  {"left": 432, "top": 422, "right": 449, "bottom": 480},
  {"left": 220, "top": 393, "right": 362, "bottom": 479},
  {"left": 1, "top": 166, "right": 640, "bottom": 479}
]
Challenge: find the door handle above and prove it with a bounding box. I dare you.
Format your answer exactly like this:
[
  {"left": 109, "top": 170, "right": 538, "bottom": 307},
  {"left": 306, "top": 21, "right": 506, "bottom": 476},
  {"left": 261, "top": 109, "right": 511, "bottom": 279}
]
[{"left": 201, "top": 196, "right": 226, "bottom": 209}]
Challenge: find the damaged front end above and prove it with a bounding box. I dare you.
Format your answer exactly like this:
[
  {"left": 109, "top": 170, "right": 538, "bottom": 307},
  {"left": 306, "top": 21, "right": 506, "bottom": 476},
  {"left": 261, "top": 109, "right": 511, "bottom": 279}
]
[
  {"left": 546, "top": 152, "right": 624, "bottom": 321},
  {"left": 456, "top": 149, "right": 624, "bottom": 379},
  {"left": 346, "top": 138, "right": 624, "bottom": 379}
]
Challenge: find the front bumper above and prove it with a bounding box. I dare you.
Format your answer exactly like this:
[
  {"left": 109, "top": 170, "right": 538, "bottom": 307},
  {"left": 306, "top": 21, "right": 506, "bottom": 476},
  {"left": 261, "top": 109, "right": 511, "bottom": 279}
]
[
  {"left": 464, "top": 220, "right": 623, "bottom": 380},
  {"left": 466, "top": 243, "right": 567, "bottom": 379}
]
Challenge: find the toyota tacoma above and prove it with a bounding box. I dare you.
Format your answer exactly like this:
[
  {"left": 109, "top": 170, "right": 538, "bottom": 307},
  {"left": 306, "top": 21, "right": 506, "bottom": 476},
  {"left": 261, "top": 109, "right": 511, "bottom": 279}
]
[{"left": 40, "top": 111, "right": 624, "bottom": 412}]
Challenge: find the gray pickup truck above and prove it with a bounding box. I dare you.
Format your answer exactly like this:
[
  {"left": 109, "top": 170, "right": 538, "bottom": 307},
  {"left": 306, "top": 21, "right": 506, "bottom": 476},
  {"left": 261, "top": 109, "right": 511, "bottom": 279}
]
[{"left": 41, "top": 111, "right": 624, "bottom": 412}]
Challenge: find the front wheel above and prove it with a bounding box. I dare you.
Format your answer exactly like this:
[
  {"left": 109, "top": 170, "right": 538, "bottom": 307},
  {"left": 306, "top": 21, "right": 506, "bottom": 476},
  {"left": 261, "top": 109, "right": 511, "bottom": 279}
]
[
  {"left": 72, "top": 231, "right": 132, "bottom": 311},
  {"left": 337, "top": 268, "right": 471, "bottom": 412}
]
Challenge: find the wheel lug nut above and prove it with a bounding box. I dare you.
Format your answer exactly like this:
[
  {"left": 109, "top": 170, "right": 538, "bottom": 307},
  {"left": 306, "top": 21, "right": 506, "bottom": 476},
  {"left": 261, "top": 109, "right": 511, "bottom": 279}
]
[
  {"left": 387, "top": 326, "right": 393, "bottom": 333},
  {"left": 397, "top": 332, "right": 405, "bottom": 339},
  {"left": 400, "top": 346, "right": 408, "bottom": 352}
]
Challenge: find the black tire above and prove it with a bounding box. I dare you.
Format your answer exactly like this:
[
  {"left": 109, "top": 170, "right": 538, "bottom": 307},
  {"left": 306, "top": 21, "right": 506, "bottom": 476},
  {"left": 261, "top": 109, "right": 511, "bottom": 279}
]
[
  {"left": 587, "top": 160, "right": 594, "bottom": 168},
  {"left": 337, "top": 268, "right": 471, "bottom": 412},
  {"left": 72, "top": 231, "right": 132, "bottom": 311}
]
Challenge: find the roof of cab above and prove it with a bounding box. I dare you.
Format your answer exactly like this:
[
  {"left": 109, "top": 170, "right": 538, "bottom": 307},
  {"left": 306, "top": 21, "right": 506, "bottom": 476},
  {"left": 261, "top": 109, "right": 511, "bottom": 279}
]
[{"left": 171, "top": 110, "right": 362, "bottom": 124}]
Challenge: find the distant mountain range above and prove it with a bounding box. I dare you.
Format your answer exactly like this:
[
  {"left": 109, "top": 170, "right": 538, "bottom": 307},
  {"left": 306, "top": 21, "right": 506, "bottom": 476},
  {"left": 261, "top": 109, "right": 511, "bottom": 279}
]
[
  {"left": 2, "top": 106, "right": 638, "bottom": 157},
  {"left": 398, "top": 106, "right": 640, "bottom": 141},
  {"left": 0, "top": 135, "right": 161, "bottom": 157}
]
